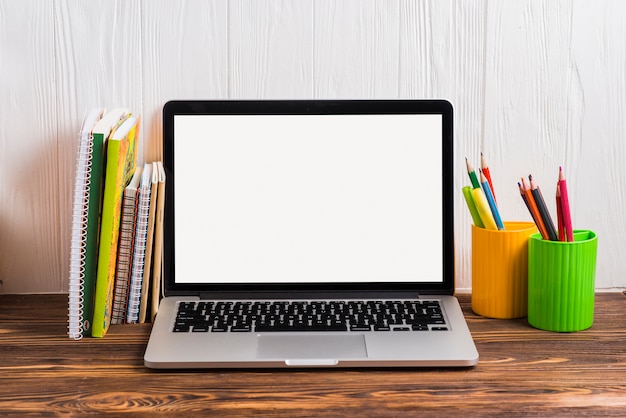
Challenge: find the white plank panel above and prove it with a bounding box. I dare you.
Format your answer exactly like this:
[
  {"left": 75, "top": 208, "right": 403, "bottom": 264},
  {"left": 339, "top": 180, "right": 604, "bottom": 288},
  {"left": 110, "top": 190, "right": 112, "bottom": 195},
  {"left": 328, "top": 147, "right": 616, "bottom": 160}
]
[
  {"left": 449, "top": 1, "right": 489, "bottom": 291},
  {"left": 482, "top": 0, "right": 576, "bottom": 184},
  {"left": 569, "top": 0, "right": 626, "bottom": 288},
  {"left": 399, "top": 0, "right": 453, "bottom": 98},
  {"left": 229, "top": 0, "right": 313, "bottom": 99},
  {"left": 1, "top": 0, "right": 625, "bottom": 293},
  {"left": 479, "top": 0, "right": 623, "bottom": 290},
  {"left": 0, "top": 1, "right": 58, "bottom": 293},
  {"left": 313, "top": 0, "right": 400, "bottom": 98},
  {"left": 53, "top": 0, "right": 143, "bottom": 294},
  {"left": 468, "top": 0, "right": 573, "bottom": 292},
  {"left": 142, "top": 0, "right": 228, "bottom": 162},
  {"left": 398, "top": 0, "right": 488, "bottom": 291}
]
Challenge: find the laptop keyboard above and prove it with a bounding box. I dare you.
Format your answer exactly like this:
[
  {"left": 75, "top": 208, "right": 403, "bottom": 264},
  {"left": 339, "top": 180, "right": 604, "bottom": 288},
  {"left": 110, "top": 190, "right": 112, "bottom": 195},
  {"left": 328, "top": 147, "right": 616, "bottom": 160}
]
[{"left": 173, "top": 300, "right": 448, "bottom": 333}]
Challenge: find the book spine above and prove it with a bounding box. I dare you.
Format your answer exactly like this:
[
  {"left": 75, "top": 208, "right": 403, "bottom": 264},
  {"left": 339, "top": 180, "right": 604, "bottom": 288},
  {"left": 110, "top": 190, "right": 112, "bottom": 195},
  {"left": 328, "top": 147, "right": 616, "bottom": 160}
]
[
  {"left": 111, "top": 187, "right": 139, "bottom": 324},
  {"left": 139, "top": 162, "right": 159, "bottom": 323},
  {"left": 92, "top": 119, "right": 138, "bottom": 337},
  {"left": 150, "top": 162, "right": 166, "bottom": 322},
  {"left": 81, "top": 132, "right": 106, "bottom": 336},
  {"left": 127, "top": 173, "right": 152, "bottom": 323},
  {"left": 68, "top": 131, "right": 93, "bottom": 340}
]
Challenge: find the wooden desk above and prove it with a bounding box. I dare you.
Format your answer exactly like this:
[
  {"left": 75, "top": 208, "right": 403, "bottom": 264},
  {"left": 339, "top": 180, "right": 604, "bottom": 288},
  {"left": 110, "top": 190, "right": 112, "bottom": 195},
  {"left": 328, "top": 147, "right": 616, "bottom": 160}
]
[{"left": 1, "top": 293, "right": 625, "bottom": 416}]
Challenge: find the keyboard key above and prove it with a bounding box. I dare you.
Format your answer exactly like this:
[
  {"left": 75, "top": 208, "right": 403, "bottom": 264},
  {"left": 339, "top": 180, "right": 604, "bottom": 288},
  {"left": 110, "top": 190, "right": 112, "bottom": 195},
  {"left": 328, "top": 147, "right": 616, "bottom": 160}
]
[
  {"left": 350, "top": 325, "right": 372, "bottom": 332},
  {"left": 411, "top": 324, "right": 429, "bottom": 331},
  {"left": 231, "top": 325, "right": 252, "bottom": 332},
  {"left": 192, "top": 325, "right": 209, "bottom": 332}
]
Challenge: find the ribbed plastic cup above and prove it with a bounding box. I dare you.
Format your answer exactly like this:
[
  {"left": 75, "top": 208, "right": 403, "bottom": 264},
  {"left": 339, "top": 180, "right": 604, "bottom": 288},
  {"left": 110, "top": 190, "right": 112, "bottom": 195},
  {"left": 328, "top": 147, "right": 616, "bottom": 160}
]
[
  {"left": 528, "top": 231, "right": 597, "bottom": 332},
  {"left": 471, "top": 222, "right": 537, "bottom": 319}
]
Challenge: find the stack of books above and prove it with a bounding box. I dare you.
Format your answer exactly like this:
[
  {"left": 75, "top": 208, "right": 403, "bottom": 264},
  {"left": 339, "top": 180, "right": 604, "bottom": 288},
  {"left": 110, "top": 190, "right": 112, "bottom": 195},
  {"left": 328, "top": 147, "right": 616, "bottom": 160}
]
[{"left": 68, "top": 108, "right": 166, "bottom": 339}]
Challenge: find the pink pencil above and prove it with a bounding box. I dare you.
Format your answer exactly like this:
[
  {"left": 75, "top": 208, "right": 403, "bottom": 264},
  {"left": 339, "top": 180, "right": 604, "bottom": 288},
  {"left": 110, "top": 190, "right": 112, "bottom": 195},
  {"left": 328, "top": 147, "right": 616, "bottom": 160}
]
[{"left": 558, "top": 166, "right": 574, "bottom": 242}]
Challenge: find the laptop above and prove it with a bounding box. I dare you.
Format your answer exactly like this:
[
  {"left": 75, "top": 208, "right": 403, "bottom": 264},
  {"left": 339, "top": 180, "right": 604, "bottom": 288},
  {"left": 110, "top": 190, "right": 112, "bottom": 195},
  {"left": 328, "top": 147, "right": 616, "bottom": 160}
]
[{"left": 144, "top": 99, "right": 478, "bottom": 369}]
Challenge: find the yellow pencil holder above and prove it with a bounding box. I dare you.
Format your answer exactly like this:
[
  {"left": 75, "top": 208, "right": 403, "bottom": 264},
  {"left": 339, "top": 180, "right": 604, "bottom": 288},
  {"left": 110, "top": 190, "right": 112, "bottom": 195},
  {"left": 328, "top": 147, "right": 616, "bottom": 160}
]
[{"left": 471, "top": 222, "right": 538, "bottom": 319}]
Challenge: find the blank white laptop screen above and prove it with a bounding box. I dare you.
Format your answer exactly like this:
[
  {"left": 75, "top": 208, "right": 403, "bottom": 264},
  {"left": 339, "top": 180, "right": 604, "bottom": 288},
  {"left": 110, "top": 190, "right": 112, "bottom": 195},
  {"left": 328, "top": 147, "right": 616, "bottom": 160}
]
[{"left": 173, "top": 114, "right": 442, "bottom": 285}]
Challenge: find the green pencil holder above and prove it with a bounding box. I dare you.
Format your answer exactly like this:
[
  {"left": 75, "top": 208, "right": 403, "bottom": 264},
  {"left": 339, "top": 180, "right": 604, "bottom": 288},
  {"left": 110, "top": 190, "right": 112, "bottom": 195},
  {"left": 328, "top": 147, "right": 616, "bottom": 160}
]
[{"left": 527, "top": 231, "right": 598, "bottom": 332}]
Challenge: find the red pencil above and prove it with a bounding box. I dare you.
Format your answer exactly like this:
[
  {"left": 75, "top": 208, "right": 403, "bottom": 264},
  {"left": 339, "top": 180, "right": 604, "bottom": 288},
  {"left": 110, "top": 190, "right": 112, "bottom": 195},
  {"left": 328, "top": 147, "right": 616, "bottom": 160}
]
[
  {"left": 558, "top": 166, "right": 574, "bottom": 242},
  {"left": 480, "top": 152, "right": 496, "bottom": 202},
  {"left": 556, "top": 182, "right": 565, "bottom": 241}
]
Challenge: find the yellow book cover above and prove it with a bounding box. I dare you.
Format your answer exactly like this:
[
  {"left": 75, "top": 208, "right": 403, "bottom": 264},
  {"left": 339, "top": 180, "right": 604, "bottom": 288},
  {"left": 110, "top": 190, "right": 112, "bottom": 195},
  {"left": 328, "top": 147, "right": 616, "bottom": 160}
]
[{"left": 92, "top": 115, "right": 140, "bottom": 337}]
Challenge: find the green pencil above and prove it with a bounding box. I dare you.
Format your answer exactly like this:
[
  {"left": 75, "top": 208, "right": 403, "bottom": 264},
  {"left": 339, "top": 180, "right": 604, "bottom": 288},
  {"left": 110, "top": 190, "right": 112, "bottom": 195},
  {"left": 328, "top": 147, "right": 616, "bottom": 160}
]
[{"left": 465, "top": 157, "right": 481, "bottom": 189}]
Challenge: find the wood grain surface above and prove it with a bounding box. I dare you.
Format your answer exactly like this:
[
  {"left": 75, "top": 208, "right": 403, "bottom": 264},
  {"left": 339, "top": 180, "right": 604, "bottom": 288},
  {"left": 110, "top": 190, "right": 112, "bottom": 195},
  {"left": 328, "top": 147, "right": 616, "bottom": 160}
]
[{"left": 1, "top": 293, "right": 625, "bottom": 416}]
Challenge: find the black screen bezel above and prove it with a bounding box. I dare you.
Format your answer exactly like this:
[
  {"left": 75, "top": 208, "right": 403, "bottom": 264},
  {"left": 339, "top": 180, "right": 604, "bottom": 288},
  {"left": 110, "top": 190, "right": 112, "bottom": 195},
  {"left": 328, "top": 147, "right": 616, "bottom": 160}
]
[{"left": 162, "top": 100, "right": 455, "bottom": 297}]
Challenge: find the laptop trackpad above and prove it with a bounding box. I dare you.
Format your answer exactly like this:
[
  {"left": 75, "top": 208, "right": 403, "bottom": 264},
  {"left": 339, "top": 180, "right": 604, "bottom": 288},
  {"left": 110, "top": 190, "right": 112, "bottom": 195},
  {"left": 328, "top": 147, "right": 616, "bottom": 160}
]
[{"left": 257, "top": 334, "right": 367, "bottom": 363}]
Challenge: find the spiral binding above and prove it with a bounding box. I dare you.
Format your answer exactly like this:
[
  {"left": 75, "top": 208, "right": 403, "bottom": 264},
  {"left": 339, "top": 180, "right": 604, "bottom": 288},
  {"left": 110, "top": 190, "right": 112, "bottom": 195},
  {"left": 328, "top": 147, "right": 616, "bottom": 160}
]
[
  {"left": 127, "top": 168, "right": 153, "bottom": 323},
  {"left": 68, "top": 130, "right": 94, "bottom": 340}
]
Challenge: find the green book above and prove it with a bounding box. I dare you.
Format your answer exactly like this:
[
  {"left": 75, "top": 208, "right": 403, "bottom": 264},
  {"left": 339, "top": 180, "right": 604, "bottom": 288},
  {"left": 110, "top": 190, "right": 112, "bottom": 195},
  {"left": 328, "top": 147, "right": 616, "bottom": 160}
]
[{"left": 92, "top": 113, "right": 138, "bottom": 338}]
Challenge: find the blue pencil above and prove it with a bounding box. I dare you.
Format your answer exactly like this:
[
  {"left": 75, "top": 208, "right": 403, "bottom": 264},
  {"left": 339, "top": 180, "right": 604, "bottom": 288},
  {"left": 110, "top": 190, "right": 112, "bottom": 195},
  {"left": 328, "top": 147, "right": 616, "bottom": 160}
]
[{"left": 480, "top": 169, "right": 504, "bottom": 230}]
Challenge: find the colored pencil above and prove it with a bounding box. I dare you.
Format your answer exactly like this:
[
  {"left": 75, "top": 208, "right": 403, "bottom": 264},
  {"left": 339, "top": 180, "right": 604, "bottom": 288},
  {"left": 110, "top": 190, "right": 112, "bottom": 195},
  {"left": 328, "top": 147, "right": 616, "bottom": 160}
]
[
  {"left": 480, "top": 169, "right": 504, "bottom": 230},
  {"left": 556, "top": 182, "right": 565, "bottom": 241},
  {"left": 558, "top": 166, "right": 574, "bottom": 242},
  {"left": 480, "top": 152, "right": 496, "bottom": 202},
  {"left": 465, "top": 157, "right": 481, "bottom": 189},
  {"left": 518, "top": 181, "right": 529, "bottom": 209},
  {"left": 529, "top": 175, "right": 558, "bottom": 241},
  {"left": 519, "top": 178, "right": 542, "bottom": 236},
  {"left": 521, "top": 177, "right": 549, "bottom": 240}
]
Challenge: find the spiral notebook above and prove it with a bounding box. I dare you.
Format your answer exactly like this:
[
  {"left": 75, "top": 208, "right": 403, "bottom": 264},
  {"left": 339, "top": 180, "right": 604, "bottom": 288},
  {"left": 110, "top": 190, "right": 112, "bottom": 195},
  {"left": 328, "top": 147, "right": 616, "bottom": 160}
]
[
  {"left": 144, "top": 99, "right": 479, "bottom": 368},
  {"left": 68, "top": 108, "right": 105, "bottom": 339}
]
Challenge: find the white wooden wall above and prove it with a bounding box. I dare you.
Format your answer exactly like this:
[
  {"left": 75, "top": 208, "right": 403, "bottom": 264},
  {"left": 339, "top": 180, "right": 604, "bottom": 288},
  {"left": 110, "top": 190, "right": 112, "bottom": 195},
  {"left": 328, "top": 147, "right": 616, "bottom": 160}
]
[{"left": 1, "top": 0, "right": 624, "bottom": 294}]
